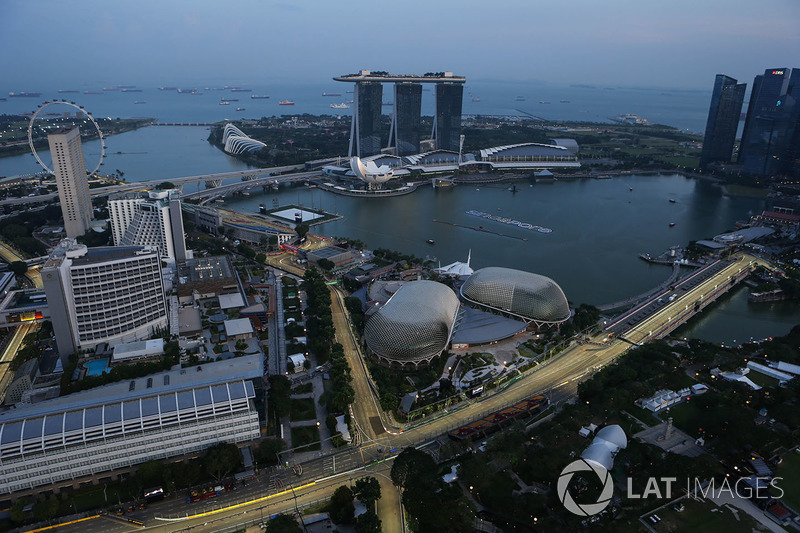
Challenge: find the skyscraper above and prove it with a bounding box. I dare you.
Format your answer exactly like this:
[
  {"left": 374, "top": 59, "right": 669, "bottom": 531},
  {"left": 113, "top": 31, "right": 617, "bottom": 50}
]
[
  {"left": 353, "top": 82, "right": 383, "bottom": 157},
  {"left": 394, "top": 83, "right": 422, "bottom": 156},
  {"left": 435, "top": 83, "right": 464, "bottom": 152},
  {"left": 47, "top": 127, "right": 93, "bottom": 238},
  {"left": 700, "top": 75, "right": 746, "bottom": 169},
  {"left": 109, "top": 189, "right": 187, "bottom": 261},
  {"left": 739, "top": 68, "right": 800, "bottom": 177},
  {"left": 42, "top": 240, "right": 168, "bottom": 363}
]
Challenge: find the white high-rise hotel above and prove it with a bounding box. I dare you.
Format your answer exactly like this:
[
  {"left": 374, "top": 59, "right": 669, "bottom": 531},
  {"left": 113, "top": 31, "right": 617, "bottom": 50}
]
[
  {"left": 42, "top": 240, "right": 168, "bottom": 361},
  {"left": 109, "top": 190, "right": 187, "bottom": 261},
  {"left": 47, "top": 128, "right": 93, "bottom": 238}
]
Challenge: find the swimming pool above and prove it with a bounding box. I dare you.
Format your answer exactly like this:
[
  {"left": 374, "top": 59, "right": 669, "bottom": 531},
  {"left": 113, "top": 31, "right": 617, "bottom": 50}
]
[{"left": 85, "top": 358, "right": 110, "bottom": 376}]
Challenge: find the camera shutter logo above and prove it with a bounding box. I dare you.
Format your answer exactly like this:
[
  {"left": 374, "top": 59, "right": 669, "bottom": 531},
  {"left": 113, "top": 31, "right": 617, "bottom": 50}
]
[{"left": 557, "top": 459, "right": 614, "bottom": 516}]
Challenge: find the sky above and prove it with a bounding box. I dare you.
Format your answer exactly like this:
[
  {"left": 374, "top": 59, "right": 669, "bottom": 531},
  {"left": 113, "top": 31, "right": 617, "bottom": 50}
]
[{"left": 1, "top": 0, "right": 799, "bottom": 90}]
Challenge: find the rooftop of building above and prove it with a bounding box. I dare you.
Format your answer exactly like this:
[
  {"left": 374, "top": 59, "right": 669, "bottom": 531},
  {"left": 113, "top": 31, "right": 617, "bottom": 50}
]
[
  {"left": 224, "top": 317, "right": 254, "bottom": 337},
  {"left": 183, "top": 256, "right": 235, "bottom": 282},
  {"left": 44, "top": 240, "right": 155, "bottom": 268},
  {"left": 334, "top": 70, "right": 465, "bottom": 83},
  {"left": 308, "top": 245, "right": 353, "bottom": 259},
  {"left": 0, "top": 354, "right": 263, "bottom": 423},
  {"left": 218, "top": 292, "right": 246, "bottom": 310}
]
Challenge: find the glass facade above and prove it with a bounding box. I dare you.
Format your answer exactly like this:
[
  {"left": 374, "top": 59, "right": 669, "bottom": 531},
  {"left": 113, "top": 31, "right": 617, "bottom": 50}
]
[
  {"left": 364, "top": 281, "right": 459, "bottom": 366},
  {"left": 739, "top": 68, "right": 800, "bottom": 177},
  {"left": 357, "top": 82, "right": 383, "bottom": 157},
  {"left": 700, "top": 75, "right": 746, "bottom": 168},
  {"left": 394, "top": 83, "right": 422, "bottom": 156},
  {"left": 435, "top": 83, "right": 464, "bottom": 152},
  {"left": 460, "top": 267, "right": 570, "bottom": 324}
]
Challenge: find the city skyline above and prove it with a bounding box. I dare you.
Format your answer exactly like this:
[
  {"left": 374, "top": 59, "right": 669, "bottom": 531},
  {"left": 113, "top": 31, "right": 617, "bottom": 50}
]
[{"left": 1, "top": 0, "right": 798, "bottom": 90}]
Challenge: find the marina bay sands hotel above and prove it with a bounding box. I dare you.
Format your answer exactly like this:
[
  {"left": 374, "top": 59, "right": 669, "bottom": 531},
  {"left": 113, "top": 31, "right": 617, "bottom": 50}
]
[{"left": 333, "top": 70, "right": 465, "bottom": 158}]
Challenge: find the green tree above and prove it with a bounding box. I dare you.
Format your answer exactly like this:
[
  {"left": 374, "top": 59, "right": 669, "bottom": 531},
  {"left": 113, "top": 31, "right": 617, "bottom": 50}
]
[
  {"left": 355, "top": 510, "right": 382, "bottom": 533},
  {"left": 353, "top": 476, "right": 382, "bottom": 507},
  {"left": 269, "top": 375, "right": 292, "bottom": 418},
  {"left": 33, "top": 496, "right": 59, "bottom": 522},
  {"left": 255, "top": 253, "right": 267, "bottom": 264},
  {"left": 254, "top": 437, "right": 284, "bottom": 465},
  {"left": 317, "top": 258, "right": 335, "bottom": 271},
  {"left": 390, "top": 447, "right": 436, "bottom": 489},
  {"left": 10, "top": 261, "right": 28, "bottom": 277},
  {"left": 136, "top": 460, "right": 164, "bottom": 487},
  {"left": 329, "top": 485, "right": 355, "bottom": 524},
  {"left": 265, "top": 513, "right": 302, "bottom": 532},
  {"left": 201, "top": 442, "right": 242, "bottom": 482},
  {"left": 9, "top": 497, "right": 28, "bottom": 523},
  {"left": 295, "top": 222, "right": 310, "bottom": 239},
  {"left": 156, "top": 181, "right": 175, "bottom": 190}
]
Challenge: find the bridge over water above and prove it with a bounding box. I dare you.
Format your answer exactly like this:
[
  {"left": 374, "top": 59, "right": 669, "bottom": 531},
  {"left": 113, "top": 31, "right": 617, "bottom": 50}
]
[{"left": 604, "top": 254, "right": 768, "bottom": 345}]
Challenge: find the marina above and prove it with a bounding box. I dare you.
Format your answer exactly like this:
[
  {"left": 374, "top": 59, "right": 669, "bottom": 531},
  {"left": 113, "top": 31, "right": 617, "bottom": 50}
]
[{"left": 466, "top": 210, "right": 552, "bottom": 233}]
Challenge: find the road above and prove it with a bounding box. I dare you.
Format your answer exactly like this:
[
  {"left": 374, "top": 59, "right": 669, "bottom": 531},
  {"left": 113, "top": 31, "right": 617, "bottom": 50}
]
[
  {"left": 0, "top": 240, "right": 42, "bottom": 402},
  {"left": 0, "top": 165, "right": 307, "bottom": 207},
  {"left": 45, "top": 460, "right": 402, "bottom": 533}
]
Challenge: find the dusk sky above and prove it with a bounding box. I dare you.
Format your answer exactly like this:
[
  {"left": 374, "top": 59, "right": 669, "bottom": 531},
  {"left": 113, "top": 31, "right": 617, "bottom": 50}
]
[{"left": 1, "top": 0, "right": 799, "bottom": 89}]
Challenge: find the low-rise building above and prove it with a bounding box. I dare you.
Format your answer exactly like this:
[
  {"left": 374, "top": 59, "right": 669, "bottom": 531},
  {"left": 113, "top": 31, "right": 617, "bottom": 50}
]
[{"left": 0, "top": 355, "right": 263, "bottom": 494}]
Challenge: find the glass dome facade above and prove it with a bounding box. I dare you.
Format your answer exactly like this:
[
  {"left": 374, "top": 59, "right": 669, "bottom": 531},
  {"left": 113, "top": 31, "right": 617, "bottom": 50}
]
[
  {"left": 460, "top": 267, "right": 570, "bottom": 325},
  {"left": 364, "top": 280, "right": 459, "bottom": 366}
]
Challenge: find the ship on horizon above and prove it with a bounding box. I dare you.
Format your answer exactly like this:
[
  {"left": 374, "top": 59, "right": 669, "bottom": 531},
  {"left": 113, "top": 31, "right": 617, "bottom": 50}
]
[
  {"left": 279, "top": 100, "right": 295, "bottom": 106},
  {"left": 250, "top": 95, "right": 270, "bottom": 99},
  {"left": 230, "top": 88, "right": 252, "bottom": 92},
  {"left": 58, "top": 89, "right": 79, "bottom": 94},
  {"left": 9, "top": 92, "right": 43, "bottom": 97},
  {"left": 323, "top": 92, "right": 342, "bottom": 97},
  {"left": 330, "top": 102, "right": 350, "bottom": 109},
  {"left": 158, "top": 86, "right": 178, "bottom": 91}
]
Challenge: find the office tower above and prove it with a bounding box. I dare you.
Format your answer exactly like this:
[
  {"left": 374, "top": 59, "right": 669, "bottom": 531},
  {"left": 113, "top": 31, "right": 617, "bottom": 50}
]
[
  {"left": 42, "top": 240, "right": 168, "bottom": 363},
  {"left": 47, "top": 127, "right": 93, "bottom": 238},
  {"left": 700, "top": 75, "right": 746, "bottom": 168},
  {"left": 352, "top": 82, "right": 383, "bottom": 157},
  {"left": 435, "top": 83, "right": 464, "bottom": 151},
  {"left": 394, "top": 83, "right": 422, "bottom": 156},
  {"left": 109, "top": 189, "right": 187, "bottom": 260},
  {"left": 739, "top": 68, "right": 800, "bottom": 177}
]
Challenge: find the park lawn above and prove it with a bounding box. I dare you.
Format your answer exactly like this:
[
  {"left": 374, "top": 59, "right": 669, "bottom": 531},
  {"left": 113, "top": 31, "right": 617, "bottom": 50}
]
[
  {"left": 724, "top": 184, "right": 770, "bottom": 198},
  {"left": 627, "top": 405, "right": 661, "bottom": 427},
  {"left": 776, "top": 451, "right": 800, "bottom": 512},
  {"left": 291, "top": 426, "right": 321, "bottom": 452},
  {"left": 654, "top": 155, "right": 700, "bottom": 168},
  {"left": 746, "top": 371, "right": 779, "bottom": 389},
  {"left": 290, "top": 398, "right": 317, "bottom": 421},
  {"left": 292, "top": 382, "right": 314, "bottom": 395},
  {"left": 646, "top": 497, "right": 763, "bottom": 533}
]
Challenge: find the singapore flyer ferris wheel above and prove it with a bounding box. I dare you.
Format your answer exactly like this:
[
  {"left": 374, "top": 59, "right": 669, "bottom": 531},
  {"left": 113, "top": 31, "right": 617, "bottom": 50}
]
[{"left": 28, "top": 100, "right": 106, "bottom": 176}]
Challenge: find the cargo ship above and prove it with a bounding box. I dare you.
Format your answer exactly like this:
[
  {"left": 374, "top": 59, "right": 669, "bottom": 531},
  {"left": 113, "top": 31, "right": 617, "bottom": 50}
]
[
  {"left": 121, "top": 88, "right": 142, "bottom": 93},
  {"left": 83, "top": 91, "right": 103, "bottom": 95},
  {"left": 322, "top": 92, "right": 342, "bottom": 97},
  {"left": 230, "top": 88, "right": 251, "bottom": 92},
  {"left": 102, "top": 87, "right": 119, "bottom": 91},
  {"left": 330, "top": 102, "right": 350, "bottom": 109},
  {"left": 158, "top": 86, "right": 178, "bottom": 91},
  {"left": 236, "top": 107, "right": 245, "bottom": 111},
  {"left": 250, "top": 95, "right": 270, "bottom": 99},
  {"left": 279, "top": 100, "right": 295, "bottom": 106},
  {"left": 9, "top": 92, "right": 42, "bottom": 97},
  {"left": 58, "top": 89, "right": 79, "bottom": 94},
  {"left": 219, "top": 101, "right": 230, "bottom": 105}
]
